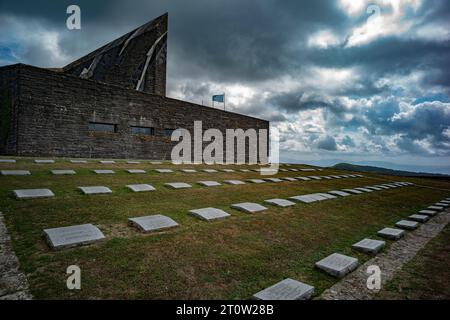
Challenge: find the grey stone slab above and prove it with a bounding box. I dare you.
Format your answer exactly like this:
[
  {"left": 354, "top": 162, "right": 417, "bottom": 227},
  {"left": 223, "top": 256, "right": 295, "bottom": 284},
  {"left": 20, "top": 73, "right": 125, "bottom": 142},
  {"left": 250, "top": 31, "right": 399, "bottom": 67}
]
[
  {"left": 408, "top": 214, "right": 430, "bottom": 223},
  {"left": 231, "top": 202, "right": 268, "bottom": 213},
  {"left": 93, "top": 170, "right": 115, "bottom": 174},
  {"left": 0, "top": 159, "right": 16, "bottom": 163},
  {"left": 127, "top": 161, "right": 141, "bottom": 164},
  {"left": 328, "top": 190, "right": 351, "bottom": 197},
  {"left": 150, "top": 161, "right": 163, "bottom": 165},
  {"left": 418, "top": 210, "right": 438, "bottom": 216},
  {"left": 366, "top": 186, "right": 383, "bottom": 191},
  {"left": 315, "top": 253, "right": 358, "bottom": 278},
  {"left": 127, "top": 184, "right": 156, "bottom": 192},
  {"left": 395, "top": 220, "right": 419, "bottom": 230},
  {"left": 155, "top": 169, "right": 174, "bottom": 173},
  {"left": 355, "top": 187, "right": 373, "bottom": 193},
  {"left": 428, "top": 206, "right": 444, "bottom": 211},
  {"left": 374, "top": 185, "right": 390, "bottom": 190},
  {"left": 296, "top": 177, "right": 311, "bottom": 181},
  {"left": 289, "top": 169, "right": 299, "bottom": 172},
  {"left": 321, "top": 176, "right": 333, "bottom": 179},
  {"left": 435, "top": 202, "right": 449, "bottom": 207},
  {"left": 342, "top": 189, "right": 363, "bottom": 194},
  {"left": 240, "top": 169, "right": 251, "bottom": 172},
  {"left": 440, "top": 200, "right": 450, "bottom": 204},
  {"left": 14, "top": 189, "right": 55, "bottom": 200},
  {"left": 282, "top": 177, "right": 297, "bottom": 182},
  {"left": 198, "top": 181, "right": 222, "bottom": 187},
  {"left": 351, "top": 239, "right": 385, "bottom": 255},
  {"left": 128, "top": 215, "right": 178, "bottom": 233},
  {"left": 1, "top": 170, "right": 31, "bottom": 176},
  {"left": 127, "top": 169, "right": 146, "bottom": 174},
  {"left": 34, "top": 160, "right": 55, "bottom": 164},
  {"left": 247, "top": 179, "right": 266, "bottom": 184},
  {"left": 307, "top": 194, "right": 330, "bottom": 201},
  {"left": 264, "top": 178, "right": 284, "bottom": 183},
  {"left": 51, "top": 170, "right": 76, "bottom": 175},
  {"left": 189, "top": 208, "right": 231, "bottom": 221},
  {"left": 43, "top": 224, "right": 105, "bottom": 250},
  {"left": 100, "top": 160, "right": 115, "bottom": 164},
  {"left": 314, "top": 193, "right": 337, "bottom": 199},
  {"left": 203, "top": 169, "right": 218, "bottom": 173},
  {"left": 78, "top": 186, "right": 112, "bottom": 195},
  {"left": 300, "top": 169, "right": 316, "bottom": 172},
  {"left": 330, "top": 175, "right": 343, "bottom": 179},
  {"left": 377, "top": 227, "right": 405, "bottom": 240},
  {"left": 253, "top": 278, "right": 315, "bottom": 300},
  {"left": 224, "top": 180, "right": 246, "bottom": 185},
  {"left": 70, "top": 160, "right": 87, "bottom": 163},
  {"left": 289, "top": 195, "right": 318, "bottom": 203},
  {"left": 264, "top": 199, "right": 296, "bottom": 207},
  {"left": 308, "top": 176, "right": 322, "bottom": 180},
  {"left": 182, "top": 169, "right": 197, "bottom": 173},
  {"left": 165, "top": 182, "right": 192, "bottom": 189},
  {"left": 221, "top": 169, "right": 235, "bottom": 173}
]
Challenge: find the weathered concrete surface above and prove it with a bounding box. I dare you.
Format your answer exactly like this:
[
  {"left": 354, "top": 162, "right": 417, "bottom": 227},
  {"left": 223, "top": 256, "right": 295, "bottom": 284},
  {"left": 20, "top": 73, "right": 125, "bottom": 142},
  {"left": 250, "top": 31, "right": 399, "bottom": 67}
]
[
  {"left": 320, "top": 210, "right": 450, "bottom": 300},
  {"left": 0, "top": 213, "right": 32, "bottom": 300}
]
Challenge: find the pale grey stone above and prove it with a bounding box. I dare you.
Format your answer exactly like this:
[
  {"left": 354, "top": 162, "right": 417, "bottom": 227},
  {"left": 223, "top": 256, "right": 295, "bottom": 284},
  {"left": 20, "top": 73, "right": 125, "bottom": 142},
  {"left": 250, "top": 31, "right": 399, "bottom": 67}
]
[
  {"left": 127, "top": 161, "right": 141, "bottom": 164},
  {"left": 155, "top": 169, "right": 173, "bottom": 173},
  {"left": 253, "top": 279, "right": 315, "bottom": 300},
  {"left": 408, "top": 214, "right": 430, "bottom": 223},
  {"left": 150, "top": 161, "right": 163, "bottom": 165},
  {"left": 440, "top": 200, "right": 450, "bottom": 204},
  {"left": 198, "top": 181, "right": 222, "bottom": 187},
  {"left": 428, "top": 206, "right": 444, "bottom": 211},
  {"left": 78, "top": 186, "right": 112, "bottom": 195},
  {"left": 70, "top": 160, "right": 87, "bottom": 163},
  {"left": 418, "top": 210, "right": 438, "bottom": 216},
  {"left": 127, "top": 184, "right": 156, "bottom": 192},
  {"left": 43, "top": 224, "right": 105, "bottom": 250},
  {"left": 0, "top": 159, "right": 16, "bottom": 163},
  {"left": 240, "top": 169, "right": 251, "bottom": 172},
  {"left": 342, "top": 189, "right": 363, "bottom": 194},
  {"left": 355, "top": 188, "right": 373, "bottom": 193},
  {"left": 289, "top": 169, "right": 299, "bottom": 172},
  {"left": 306, "top": 194, "right": 329, "bottom": 201},
  {"left": 203, "top": 169, "right": 218, "bottom": 173},
  {"left": 165, "top": 182, "right": 192, "bottom": 189},
  {"left": 231, "top": 202, "right": 268, "bottom": 213},
  {"left": 264, "top": 199, "right": 296, "bottom": 207},
  {"left": 1, "top": 170, "right": 31, "bottom": 176},
  {"left": 395, "top": 220, "right": 419, "bottom": 230},
  {"left": 247, "top": 179, "right": 266, "bottom": 184},
  {"left": 127, "top": 169, "right": 146, "bottom": 174},
  {"left": 366, "top": 186, "right": 383, "bottom": 191},
  {"left": 221, "top": 169, "right": 235, "bottom": 173},
  {"left": 289, "top": 195, "right": 318, "bottom": 203},
  {"left": 260, "top": 168, "right": 278, "bottom": 175},
  {"left": 315, "top": 253, "right": 359, "bottom": 278},
  {"left": 264, "top": 178, "right": 284, "bottom": 183},
  {"left": 282, "top": 177, "right": 297, "bottom": 182},
  {"left": 189, "top": 208, "right": 231, "bottom": 221},
  {"left": 296, "top": 177, "right": 311, "bottom": 181},
  {"left": 328, "top": 191, "right": 351, "bottom": 197},
  {"left": 330, "top": 175, "right": 343, "bottom": 179},
  {"left": 128, "top": 215, "right": 178, "bottom": 233},
  {"left": 51, "top": 170, "right": 76, "bottom": 175},
  {"left": 300, "top": 169, "right": 316, "bottom": 172},
  {"left": 377, "top": 227, "right": 405, "bottom": 240},
  {"left": 374, "top": 185, "right": 390, "bottom": 190},
  {"left": 224, "top": 180, "right": 246, "bottom": 185},
  {"left": 435, "top": 202, "right": 449, "bottom": 207},
  {"left": 94, "top": 170, "right": 115, "bottom": 174},
  {"left": 308, "top": 176, "right": 322, "bottom": 180},
  {"left": 14, "top": 189, "right": 55, "bottom": 199},
  {"left": 100, "top": 160, "right": 115, "bottom": 164},
  {"left": 352, "top": 239, "right": 385, "bottom": 255},
  {"left": 34, "top": 160, "right": 55, "bottom": 164},
  {"left": 182, "top": 169, "right": 197, "bottom": 173},
  {"left": 314, "top": 193, "right": 337, "bottom": 199}
]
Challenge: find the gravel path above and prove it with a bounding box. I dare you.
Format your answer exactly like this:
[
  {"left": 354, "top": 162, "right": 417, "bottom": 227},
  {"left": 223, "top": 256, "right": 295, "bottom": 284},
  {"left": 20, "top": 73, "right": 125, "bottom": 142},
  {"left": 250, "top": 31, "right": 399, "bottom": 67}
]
[
  {"left": 0, "top": 212, "right": 32, "bottom": 300},
  {"left": 320, "top": 209, "right": 450, "bottom": 300}
]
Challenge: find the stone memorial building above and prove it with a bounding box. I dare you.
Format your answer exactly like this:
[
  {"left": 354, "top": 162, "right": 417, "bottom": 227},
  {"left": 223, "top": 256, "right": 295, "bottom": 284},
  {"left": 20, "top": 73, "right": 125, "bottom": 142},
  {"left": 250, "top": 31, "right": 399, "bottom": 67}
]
[{"left": 0, "top": 13, "right": 269, "bottom": 161}]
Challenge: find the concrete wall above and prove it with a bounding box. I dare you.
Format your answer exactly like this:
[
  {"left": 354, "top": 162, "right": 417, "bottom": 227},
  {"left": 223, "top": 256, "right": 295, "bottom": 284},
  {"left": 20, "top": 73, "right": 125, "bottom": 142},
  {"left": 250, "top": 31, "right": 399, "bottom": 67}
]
[
  {"left": 0, "top": 65, "right": 20, "bottom": 154},
  {"left": 1, "top": 64, "right": 269, "bottom": 161}
]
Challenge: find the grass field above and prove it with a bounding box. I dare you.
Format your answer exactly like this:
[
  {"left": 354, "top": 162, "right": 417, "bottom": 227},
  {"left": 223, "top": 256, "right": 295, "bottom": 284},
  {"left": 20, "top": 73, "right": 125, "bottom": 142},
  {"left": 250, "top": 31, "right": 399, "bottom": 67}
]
[{"left": 1, "top": 157, "right": 449, "bottom": 299}]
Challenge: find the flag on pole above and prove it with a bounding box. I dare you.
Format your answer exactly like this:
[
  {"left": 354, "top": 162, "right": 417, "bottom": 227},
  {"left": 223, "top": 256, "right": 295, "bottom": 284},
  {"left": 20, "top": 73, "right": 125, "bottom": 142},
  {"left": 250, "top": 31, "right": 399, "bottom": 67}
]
[{"left": 212, "top": 94, "right": 225, "bottom": 103}]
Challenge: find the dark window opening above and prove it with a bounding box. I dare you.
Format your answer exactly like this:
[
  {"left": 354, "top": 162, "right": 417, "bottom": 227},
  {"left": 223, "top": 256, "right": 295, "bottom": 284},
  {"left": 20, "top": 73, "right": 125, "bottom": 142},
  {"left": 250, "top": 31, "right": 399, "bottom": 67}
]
[
  {"left": 131, "top": 126, "right": 155, "bottom": 136},
  {"left": 164, "top": 128, "right": 176, "bottom": 137},
  {"left": 89, "top": 122, "right": 117, "bottom": 133}
]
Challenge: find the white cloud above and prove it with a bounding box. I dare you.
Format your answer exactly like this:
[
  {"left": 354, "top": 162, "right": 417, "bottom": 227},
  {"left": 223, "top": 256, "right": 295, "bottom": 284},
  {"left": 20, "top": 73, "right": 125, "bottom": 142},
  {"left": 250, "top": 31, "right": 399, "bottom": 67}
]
[{"left": 307, "top": 30, "right": 342, "bottom": 48}]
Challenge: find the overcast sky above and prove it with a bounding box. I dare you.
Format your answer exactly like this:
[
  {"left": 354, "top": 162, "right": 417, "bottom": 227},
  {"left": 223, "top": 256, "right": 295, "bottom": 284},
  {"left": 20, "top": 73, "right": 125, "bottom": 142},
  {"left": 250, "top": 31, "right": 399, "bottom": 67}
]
[{"left": 1, "top": 0, "right": 449, "bottom": 173}]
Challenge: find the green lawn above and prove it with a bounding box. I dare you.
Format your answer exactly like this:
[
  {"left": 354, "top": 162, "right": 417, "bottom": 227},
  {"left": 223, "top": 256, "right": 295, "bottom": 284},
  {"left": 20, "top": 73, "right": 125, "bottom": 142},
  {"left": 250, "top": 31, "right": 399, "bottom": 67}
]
[{"left": 1, "top": 158, "right": 449, "bottom": 299}]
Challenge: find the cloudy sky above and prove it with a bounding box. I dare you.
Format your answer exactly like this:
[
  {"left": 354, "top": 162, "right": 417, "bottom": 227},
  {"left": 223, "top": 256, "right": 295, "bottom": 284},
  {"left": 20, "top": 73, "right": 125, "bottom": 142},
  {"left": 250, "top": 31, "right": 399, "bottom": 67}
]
[{"left": 1, "top": 0, "right": 449, "bottom": 173}]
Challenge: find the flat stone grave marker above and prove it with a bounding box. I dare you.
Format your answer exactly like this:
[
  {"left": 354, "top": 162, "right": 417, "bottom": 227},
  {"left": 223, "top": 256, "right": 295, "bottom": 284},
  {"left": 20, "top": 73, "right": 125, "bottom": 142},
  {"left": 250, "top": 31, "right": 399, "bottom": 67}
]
[
  {"left": 330, "top": 175, "right": 342, "bottom": 179},
  {"left": 253, "top": 278, "right": 315, "bottom": 300},
  {"left": 300, "top": 169, "right": 315, "bottom": 172},
  {"left": 128, "top": 215, "right": 178, "bottom": 233},
  {"left": 315, "top": 193, "right": 337, "bottom": 199},
  {"left": 352, "top": 239, "right": 385, "bottom": 255},
  {"left": 247, "top": 179, "right": 266, "bottom": 184},
  {"left": 395, "top": 220, "right": 419, "bottom": 230},
  {"left": 264, "top": 178, "right": 283, "bottom": 183},
  {"left": 296, "top": 177, "right": 311, "bottom": 181},
  {"left": 321, "top": 176, "right": 333, "bottom": 179},
  {"left": 224, "top": 180, "right": 246, "bottom": 185},
  {"left": 290, "top": 169, "right": 299, "bottom": 172},
  {"left": 78, "top": 186, "right": 112, "bottom": 195},
  {"left": 189, "top": 208, "right": 231, "bottom": 221},
  {"left": 203, "top": 169, "right": 218, "bottom": 173},
  {"left": 221, "top": 169, "right": 235, "bottom": 172},
  {"left": 155, "top": 169, "right": 173, "bottom": 173},
  {"left": 240, "top": 169, "right": 251, "bottom": 172},
  {"left": 428, "top": 206, "right": 444, "bottom": 211},
  {"left": 264, "top": 198, "right": 296, "bottom": 207},
  {"left": 127, "top": 169, "right": 146, "bottom": 174},
  {"left": 342, "top": 189, "right": 363, "bottom": 194},
  {"left": 308, "top": 176, "right": 322, "bottom": 180},
  {"left": 182, "top": 169, "right": 197, "bottom": 173},
  {"left": 1, "top": 170, "right": 31, "bottom": 176},
  {"left": 100, "top": 160, "right": 115, "bottom": 164},
  {"left": 440, "top": 200, "right": 450, "bottom": 204},
  {"left": 14, "top": 189, "right": 55, "bottom": 200},
  {"left": 165, "top": 182, "right": 192, "bottom": 189},
  {"left": 408, "top": 214, "right": 430, "bottom": 223},
  {"left": 315, "top": 253, "right": 359, "bottom": 278},
  {"left": 289, "top": 195, "right": 318, "bottom": 203},
  {"left": 150, "top": 161, "right": 163, "bottom": 165},
  {"left": 127, "top": 161, "right": 141, "bottom": 164},
  {"left": 35, "top": 159, "right": 55, "bottom": 164},
  {"left": 366, "top": 186, "right": 383, "bottom": 191},
  {"left": 231, "top": 202, "right": 268, "bottom": 213},
  {"left": 282, "top": 177, "right": 297, "bottom": 182},
  {"left": 43, "top": 224, "right": 105, "bottom": 250},
  {"left": 435, "top": 202, "right": 449, "bottom": 207},
  {"left": 51, "top": 170, "right": 76, "bottom": 175},
  {"left": 377, "top": 227, "right": 405, "bottom": 240},
  {"left": 329, "top": 190, "right": 351, "bottom": 197},
  {"left": 307, "top": 194, "right": 331, "bottom": 201},
  {"left": 198, "top": 181, "right": 222, "bottom": 187},
  {"left": 0, "top": 159, "right": 16, "bottom": 163},
  {"left": 418, "top": 210, "right": 437, "bottom": 216},
  {"left": 70, "top": 160, "right": 87, "bottom": 163},
  {"left": 252, "top": 169, "right": 261, "bottom": 172},
  {"left": 355, "top": 187, "right": 373, "bottom": 193},
  {"left": 127, "top": 184, "right": 156, "bottom": 192},
  {"left": 94, "top": 170, "right": 115, "bottom": 174},
  {"left": 374, "top": 185, "right": 390, "bottom": 190}
]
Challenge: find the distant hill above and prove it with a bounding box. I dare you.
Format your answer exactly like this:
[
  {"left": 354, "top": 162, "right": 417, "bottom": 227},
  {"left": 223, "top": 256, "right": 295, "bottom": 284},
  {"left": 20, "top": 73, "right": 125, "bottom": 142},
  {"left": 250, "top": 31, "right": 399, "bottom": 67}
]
[{"left": 332, "top": 163, "right": 450, "bottom": 178}]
